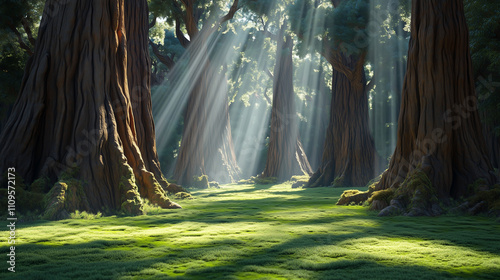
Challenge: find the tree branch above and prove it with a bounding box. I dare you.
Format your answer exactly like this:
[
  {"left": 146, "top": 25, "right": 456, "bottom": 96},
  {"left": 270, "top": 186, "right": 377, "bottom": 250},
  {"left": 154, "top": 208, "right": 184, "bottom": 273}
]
[
  {"left": 21, "top": 18, "right": 36, "bottom": 46},
  {"left": 265, "top": 68, "right": 274, "bottom": 79},
  {"left": 183, "top": 0, "right": 198, "bottom": 37},
  {"left": 149, "top": 16, "right": 156, "bottom": 29},
  {"left": 7, "top": 23, "right": 33, "bottom": 56},
  {"left": 320, "top": 38, "right": 354, "bottom": 80},
  {"left": 149, "top": 40, "right": 175, "bottom": 70},
  {"left": 220, "top": 0, "right": 240, "bottom": 23},
  {"left": 175, "top": 18, "right": 191, "bottom": 48}
]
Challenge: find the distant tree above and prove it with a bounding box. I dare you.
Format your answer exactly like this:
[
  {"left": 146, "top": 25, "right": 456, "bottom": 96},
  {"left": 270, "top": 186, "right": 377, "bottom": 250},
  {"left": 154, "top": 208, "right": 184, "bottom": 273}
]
[
  {"left": 150, "top": 0, "right": 241, "bottom": 185},
  {"left": 0, "top": 0, "right": 180, "bottom": 218},
  {"left": 290, "top": 0, "right": 378, "bottom": 187},
  {"left": 356, "top": 0, "right": 496, "bottom": 216},
  {"left": 367, "top": 2, "right": 410, "bottom": 161},
  {"left": 464, "top": 0, "right": 500, "bottom": 170},
  {"left": 245, "top": 0, "right": 312, "bottom": 180}
]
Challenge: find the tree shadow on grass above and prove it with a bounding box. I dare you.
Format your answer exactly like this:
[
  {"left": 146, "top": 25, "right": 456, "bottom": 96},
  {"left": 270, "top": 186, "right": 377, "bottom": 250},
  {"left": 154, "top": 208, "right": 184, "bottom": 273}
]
[
  {"left": 2, "top": 231, "right": 499, "bottom": 280},
  {"left": 4, "top": 183, "right": 500, "bottom": 279}
]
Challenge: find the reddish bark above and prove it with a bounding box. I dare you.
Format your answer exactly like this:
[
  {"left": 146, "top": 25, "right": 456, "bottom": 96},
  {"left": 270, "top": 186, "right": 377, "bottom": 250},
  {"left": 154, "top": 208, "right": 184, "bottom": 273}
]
[
  {"left": 371, "top": 0, "right": 495, "bottom": 215},
  {"left": 0, "top": 0, "right": 179, "bottom": 215},
  {"left": 307, "top": 52, "right": 377, "bottom": 187}
]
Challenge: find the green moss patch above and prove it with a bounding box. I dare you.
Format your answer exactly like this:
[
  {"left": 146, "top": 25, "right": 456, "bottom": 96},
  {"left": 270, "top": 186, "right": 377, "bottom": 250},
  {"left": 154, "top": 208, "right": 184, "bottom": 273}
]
[
  {"left": 368, "top": 188, "right": 395, "bottom": 210},
  {"left": 43, "top": 179, "right": 91, "bottom": 220},
  {"left": 337, "top": 189, "right": 370, "bottom": 206},
  {"left": 190, "top": 175, "right": 210, "bottom": 189}
]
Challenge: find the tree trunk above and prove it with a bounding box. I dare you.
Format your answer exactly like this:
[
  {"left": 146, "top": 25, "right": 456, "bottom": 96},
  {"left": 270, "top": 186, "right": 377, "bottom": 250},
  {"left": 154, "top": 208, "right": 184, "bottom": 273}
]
[
  {"left": 0, "top": 0, "right": 179, "bottom": 217},
  {"left": 261, "top": 34, "right": 312, "bottom": 181},
  {"left": 124, "top": 0, "right": 180, "bottom": 200},
  {"left": 371, "top": 0, "right": 495, "bottom": 215},
  {"left": 307, "top": 53, "right": 377, "bottom": 187},
  {"left": 169, "top": 0, "right": 241, "bottom": 186},
  {"left": 173, "top": 55, "right": 240, "bottom": 185}
]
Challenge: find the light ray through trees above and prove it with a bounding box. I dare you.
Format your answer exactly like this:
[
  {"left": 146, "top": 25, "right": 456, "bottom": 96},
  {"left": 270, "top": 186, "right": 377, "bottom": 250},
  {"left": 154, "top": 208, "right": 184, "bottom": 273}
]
[{"left": 152, "top": 0, "right": 411, "bottom": 183}]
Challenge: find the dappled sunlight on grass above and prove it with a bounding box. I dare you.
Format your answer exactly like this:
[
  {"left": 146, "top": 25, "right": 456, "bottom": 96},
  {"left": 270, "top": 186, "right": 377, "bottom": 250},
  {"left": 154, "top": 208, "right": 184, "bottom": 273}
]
[{"left": 1, "top": 183, "right": 500, "bottom": 279}]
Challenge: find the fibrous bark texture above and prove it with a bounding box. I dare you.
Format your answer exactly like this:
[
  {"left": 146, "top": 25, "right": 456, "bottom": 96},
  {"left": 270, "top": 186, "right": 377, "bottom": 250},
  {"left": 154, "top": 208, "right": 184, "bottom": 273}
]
[
  {"left": 372, "top": 0, "right": 495, "bottom": 213},
  {"left": 0, "top": 0, "right": 179, "bottom": 216},
  {"left": 261, "top": 33, "right": 312, "bottom": 181},
  {"left": 307, "top": 53, "right": 377, "bottom": 187}
]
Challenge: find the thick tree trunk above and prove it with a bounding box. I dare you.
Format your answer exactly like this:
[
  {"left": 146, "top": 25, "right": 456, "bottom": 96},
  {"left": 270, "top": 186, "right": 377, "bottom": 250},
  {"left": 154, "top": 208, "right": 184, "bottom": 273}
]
[
  {"left": 261, "top": 34, "right": 312, "bottom": 181},
  {"left": 0, "top": 0, "right": 179, "bottom": 217},
  {"left": 370, "top": 0, "right": 495, "bottom": 215},
  {"left": 307, "top": 53, "right": 377, "bottom": 187},
  {"left": 124, "top": 0, "right": 181, "bottom": 206}
]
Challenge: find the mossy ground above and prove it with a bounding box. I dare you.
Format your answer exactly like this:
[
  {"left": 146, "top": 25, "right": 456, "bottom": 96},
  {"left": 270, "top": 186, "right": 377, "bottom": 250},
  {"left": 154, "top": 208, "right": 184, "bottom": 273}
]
[{"left": 1, "top": 182, "right": 500, "bottom": 279}]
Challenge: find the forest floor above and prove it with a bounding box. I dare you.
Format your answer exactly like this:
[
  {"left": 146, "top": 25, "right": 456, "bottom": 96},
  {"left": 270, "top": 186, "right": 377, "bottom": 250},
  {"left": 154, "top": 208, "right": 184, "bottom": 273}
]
[{"left": 1, "top": 182, "right": 500, "bottom": 279}]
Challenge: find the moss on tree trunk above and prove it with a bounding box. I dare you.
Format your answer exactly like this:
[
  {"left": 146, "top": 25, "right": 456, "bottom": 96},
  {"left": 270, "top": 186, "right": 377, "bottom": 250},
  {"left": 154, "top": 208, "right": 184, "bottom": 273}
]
[
  {"left": 350, "top": 0, "right": 497, "bottom": 216},
  {"left": 0, "top": 0, "right": 180, "bottom": 219}
]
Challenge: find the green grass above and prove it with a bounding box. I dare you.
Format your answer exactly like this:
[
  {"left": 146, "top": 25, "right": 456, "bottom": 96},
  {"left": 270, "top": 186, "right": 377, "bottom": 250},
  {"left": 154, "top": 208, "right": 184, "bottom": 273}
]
[{"left": 1, "top": 182, "right": 500, "bottom": 279}]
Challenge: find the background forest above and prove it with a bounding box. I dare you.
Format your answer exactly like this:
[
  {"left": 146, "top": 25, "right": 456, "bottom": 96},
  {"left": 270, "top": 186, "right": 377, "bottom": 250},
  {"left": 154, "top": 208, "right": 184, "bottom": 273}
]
[
  {"left": 0, "top": 0, "right": 499, "bottom": 216},
  {"left": 1, "top": 0, "right": 499, "bottom": 184},
  {"left": 0, "top": 0, "right": 500, "bottom": 279}
]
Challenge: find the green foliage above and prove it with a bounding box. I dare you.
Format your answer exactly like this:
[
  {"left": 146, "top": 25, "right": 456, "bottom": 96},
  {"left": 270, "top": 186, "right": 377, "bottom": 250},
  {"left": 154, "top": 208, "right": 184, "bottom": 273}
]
[
  {"left": 0, "top": 0, "right": 43, "bottom": 125},
  {"left": 142, "top": 199, "right": 163, "bottom": 215},
  {"left": 289, "top": 0, "right": 370, "bottom": 57},
  {"left": 465, "top": 0, "right": 500, "bottom": 132},
  {"left": 241, "top": 0, "right": 276, "bottom": 17},
  {"left": 329, "top": 0, "right": 370, "bottom": 49}
]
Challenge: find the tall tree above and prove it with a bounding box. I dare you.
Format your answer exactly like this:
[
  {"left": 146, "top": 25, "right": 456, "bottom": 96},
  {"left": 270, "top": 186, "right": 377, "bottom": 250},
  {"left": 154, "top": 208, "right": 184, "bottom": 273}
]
[
  {"left": 0, "top": 0, "right": 180, "bottom": 217},
  {"left": 290, "top": 0, "right": 378, "bottom": 187},
  {"left": 244, "top": 0, "right": 312, "bottom": 180},
  {"left": 365, "top": 0, "right": 496, "bottom": 216},
  {"left": 261, "top": 23, "right": 313, "bottom": 180},
  {"left": 150, "top": 0, "right": 241, "bottom": 185}
]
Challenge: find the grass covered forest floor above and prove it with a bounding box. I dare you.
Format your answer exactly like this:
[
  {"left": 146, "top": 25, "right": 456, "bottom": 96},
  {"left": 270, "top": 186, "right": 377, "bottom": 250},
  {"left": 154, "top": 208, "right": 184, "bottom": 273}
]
[{"left": 2, "top": 183, "right": 500, "bottom": 279}]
